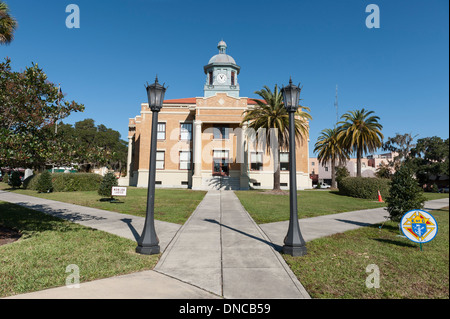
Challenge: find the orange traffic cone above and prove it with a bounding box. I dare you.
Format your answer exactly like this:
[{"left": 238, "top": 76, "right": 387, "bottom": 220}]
[{"left": 377, "top": 190, "right": 384, "bottom": 202}]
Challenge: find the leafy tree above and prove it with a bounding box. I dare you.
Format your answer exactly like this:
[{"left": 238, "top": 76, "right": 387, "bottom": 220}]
[
  {"left": 0, "top": 58, "right": 84, "bottom": 168},
  {"left": 407, "top": 136, "right": 449, "bottom": 186},
  {"left": 98, "top": 171, "right": 118, "bottom": 199},
  {"left": 241, "top": 85, "right": 311, "bottom": 190},
  {"left": 382, "top": 132, "right": 417, "bottom": 169},
  {"left": 314, "top": 127, "right": 350, "bottom": 188},
  {"left": 0, "top": 1, "right": 17, "bottom": 45},
  {"left": 337, "top": 108, "right": 383, "bottom": 177},
  {"left": 386, "top": 164, "right": 426, "bottom": 222},
  {"left": 36, "top": 170, "right": 53, "bottom": 193}
]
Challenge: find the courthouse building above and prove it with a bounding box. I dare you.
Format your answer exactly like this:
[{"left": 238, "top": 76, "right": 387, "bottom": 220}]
[{"left": 123, "top": 41, "right": 312, "bottom": 190}]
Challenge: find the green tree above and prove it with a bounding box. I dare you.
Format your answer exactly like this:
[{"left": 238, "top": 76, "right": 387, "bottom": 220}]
[
  {"left": 36, "top": 170, "right": 53, "bottom": 193},
  {"left": 337, "top": 108, "right": 383, "bottom": 177},
  {"left": 241, "top": 85, "right": 312, "bottom": 190},
  {"left": 314, "top": 127, "right": 350, "bottom": 188},
  {"left": 386, "top": 164, "right": 426, "bottom": 222},
  {"left": 0, "top": 1, "right": 17, "bottom": 45},
  {"left": 0, "top": 58, "right": 84, "bottom": 168},
  {"left": 98, "top": 171, "right": 118, "bottom": 199},
  {"left": 407, "top": 136, "right": 449, "bottom": 187},
  {"left": 382, "top": 132, "right": 417, "bottom": 170}
]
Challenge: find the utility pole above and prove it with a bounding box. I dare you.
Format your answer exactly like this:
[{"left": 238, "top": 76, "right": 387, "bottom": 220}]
[{"left": 335, "top": 84, "right": 338, "bottom": 125}]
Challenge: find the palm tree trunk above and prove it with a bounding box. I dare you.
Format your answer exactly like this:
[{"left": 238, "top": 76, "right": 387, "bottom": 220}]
[
  {"left": 273, "top": 148, "right": 281, "bottom": 190},
  {"left": 331, "top": 158, "right": 336, "bottom": 188},
  {"left": 356, "top": 149, "right": 362, "bottom": 177}
]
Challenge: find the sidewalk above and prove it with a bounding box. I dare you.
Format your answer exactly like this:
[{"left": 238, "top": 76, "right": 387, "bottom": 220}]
[{"left": 1, "top": 190, "right": 448, "bottom": 299}]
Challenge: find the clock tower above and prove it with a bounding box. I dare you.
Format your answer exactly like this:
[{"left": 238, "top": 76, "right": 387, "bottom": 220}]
[{"left": 204, "top": 40, "right": 240, "bottom": 98}]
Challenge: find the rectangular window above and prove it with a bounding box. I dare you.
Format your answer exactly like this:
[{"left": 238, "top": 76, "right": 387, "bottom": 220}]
[
  {"left": 280, "top": 152, "right": 289, "bottom": 171},
  {"left": 156, "top": 151, "right": 165, "bottom": 170},
  {"left": 213, "top": 125, "right": 229, "bottom": 139},
  {"left": 250, "top": 152, "right": 263, "bottom": 171},
  {"left": 213, "top": 150, "right": 229, "bottom": 159},
  {"left": 157, "top": 123, "right": 166, "bottom": 140},
  {"left": 209, "top": 71, "right": 213, "bottom": 85},
  {"left": 231, "top": 72, "right": 235, "bottom": 86},
  {"left": 180, "top": 123, "right": 192, "bottom": 140},
  {"left": 179, "top": 151, "right": 191, "bottom": 170}
]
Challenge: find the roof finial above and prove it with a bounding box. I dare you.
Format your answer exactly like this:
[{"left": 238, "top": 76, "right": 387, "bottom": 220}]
[
  {"left": 289, "top": 76, "right": 292, "bottom": 85},
  {"left": 155, "top": 74, "right": 159, "bottom": 83}
]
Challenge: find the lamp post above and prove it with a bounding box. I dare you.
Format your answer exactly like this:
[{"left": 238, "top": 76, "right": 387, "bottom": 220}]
[
  {"left": 136, "top": 76, "right": 167, "bottom": 255},
  {"left": 281, "top": 78, "right": 307, "bottom": 257}
]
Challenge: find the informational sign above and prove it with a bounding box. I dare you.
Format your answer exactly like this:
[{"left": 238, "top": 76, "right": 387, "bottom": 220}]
[
  {"left": 111, "top": 186, "right": 127, "bottom": 197},
  {"left": 400, "top": 209, "right": 438, "bottom": 245}
]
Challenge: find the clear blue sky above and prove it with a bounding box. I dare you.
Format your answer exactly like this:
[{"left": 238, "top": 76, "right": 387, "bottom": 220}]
[{"left": 2, "top": 0, "right": 449, "bottom": 157}]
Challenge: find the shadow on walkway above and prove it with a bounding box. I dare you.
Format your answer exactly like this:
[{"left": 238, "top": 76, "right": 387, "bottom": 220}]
[{"left": 203, "top": 218, "right": 283, "bottom": 252}]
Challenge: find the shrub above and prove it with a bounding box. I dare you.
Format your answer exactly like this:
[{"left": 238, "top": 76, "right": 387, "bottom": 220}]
[
  {"left": 386, "top": 165, "right": 426, "bottom": 222},
  {"left": 335, "top": 166, "right": 350, "bottom": 187},
  {"left": 9, "top": 171, "right": 22, "bottom": 188},
  {"left": 36, "top": 170, "right": 53, "bottom": 193},
  {"left": 338, "top": 177, "right": 391, "bottom": 200},
  {"left": 26, "top": 173, "right": 103, "bottom": 192},
  {"left": 98, "top": 172, "right": 118, "bottom": 199},
  {"left": 2, "top": 172, "right": 9, "bottom": 185}
]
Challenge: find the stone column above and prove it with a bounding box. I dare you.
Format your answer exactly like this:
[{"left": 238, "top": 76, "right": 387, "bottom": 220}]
[
  {"left": 239, "top": 123, "right": 249, "bottom": 190},
  {"left": 192, "top": 120, "right": 203, "bottom": 189},
  {"left": 127, "top": 135, "right": 133, "bottom": 178}
]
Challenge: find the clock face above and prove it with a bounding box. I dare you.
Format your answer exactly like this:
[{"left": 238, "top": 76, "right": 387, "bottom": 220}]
[{"left": 217, "top": 73, "right": 227, "bottom": 84}]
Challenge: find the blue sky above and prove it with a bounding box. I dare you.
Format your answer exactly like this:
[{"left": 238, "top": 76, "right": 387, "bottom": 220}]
[{"left": 2, "top": 0, "right": 449, "bottom": 157}]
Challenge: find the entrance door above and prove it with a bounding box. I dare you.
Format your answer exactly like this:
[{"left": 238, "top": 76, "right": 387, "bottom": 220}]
[{"left": 213, "top": 158, "right": 229, "bottom": 176}]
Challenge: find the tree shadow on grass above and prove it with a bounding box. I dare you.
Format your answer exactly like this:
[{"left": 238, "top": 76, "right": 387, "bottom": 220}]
[
  {"left": 370, "top": 237, "right": 417, "bottom": 248},
  {"left": 99, "top": 198, "right": 124, "bottom": 203}
]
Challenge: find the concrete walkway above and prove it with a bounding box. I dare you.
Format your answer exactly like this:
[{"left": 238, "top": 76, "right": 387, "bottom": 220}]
[
  {"left": 155, "top": 190, "right": 310, "bottom": 299},
  {"left": 1, "top": 190, "right": 448, "bottom": 299}
]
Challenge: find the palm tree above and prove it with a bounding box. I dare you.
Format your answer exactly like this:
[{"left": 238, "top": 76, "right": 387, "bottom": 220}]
[
  {"left": 314, "top": 127, "right": 350, "bottom": 188},
  {"left": 241, "top": 85, "right": 312, "bottom": 190},
  {"left": 0, "top": 1, "right": 17, "bottom": 45},
  {"left": 337, "top": 108, "right": 383, "bottom": 177}
]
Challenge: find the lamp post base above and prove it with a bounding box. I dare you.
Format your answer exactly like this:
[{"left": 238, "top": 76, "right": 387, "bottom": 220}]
[
  {"left": 136, "top": 244, "right": 160, "bottom": 255},
  {"left": 282, "top": 244, "right": 307, "bottom": 257}
]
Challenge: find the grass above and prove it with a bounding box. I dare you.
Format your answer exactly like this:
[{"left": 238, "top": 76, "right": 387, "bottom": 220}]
[
  {"left": 283, "top": 207, "right": 449, "bottom": 299},
  {"left": 235, "top": 189, "right": 449, "bottom": 224},
  {"left": 0, "top": 183, "right": 207, "bottom": 225},
  {"left": 0, "top": 201, "right": 159, "bottom": 298}
]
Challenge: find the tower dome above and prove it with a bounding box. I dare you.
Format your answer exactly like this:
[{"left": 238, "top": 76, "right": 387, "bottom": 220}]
[
  {"left": 207, "top": 40, "right": 238, "bottom": 66},
  {"left": 203, "top": 40, "right": 241, "bottom": 98}
]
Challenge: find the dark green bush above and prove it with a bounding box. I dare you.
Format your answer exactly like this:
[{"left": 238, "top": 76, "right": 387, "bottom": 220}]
[
  {"left": 386, "top": 165, "right": 426, "bottom": 222},
  {"left": 98, "top": 172, "right": 118, "bottom": 198},
  {"left": 9, "top": 171, "right": 22, "bottom": 188},
  {"left": 27, "top": 173, "right": 103, "bottom": 192},
  {"left": 36, "top": 170, "right": 53, "bottom": 193},
  {"left": 338, "top": 177, "right": 391, "bottom": 200},
  {"left": 336, "top": 166, "right": 350, "bottom": 187}
]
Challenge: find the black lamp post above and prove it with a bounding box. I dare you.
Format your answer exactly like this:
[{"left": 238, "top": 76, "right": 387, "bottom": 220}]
[
  {"left": 281, "top": 78, "right": 307, "bottom": 257},
  {"left": 136, "top": 76, "right": 167, "bottom": 255}
]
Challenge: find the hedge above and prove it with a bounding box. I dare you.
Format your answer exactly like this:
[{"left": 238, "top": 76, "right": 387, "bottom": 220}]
[
  {"left": 25, "top": 173, "right": 103, "bottom": 192},
  {"left": 338, "top": 177, "right": 391, "bottom": 200}
]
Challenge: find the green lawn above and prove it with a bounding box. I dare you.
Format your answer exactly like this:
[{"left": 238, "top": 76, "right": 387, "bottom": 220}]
[
  {"left": 235, "top": 189, "right": 449, "bottom": 224},
  {"left": 0, "top": 184, "right": 206, "bottom": 225},
  {"left": 0, "top": 201, "right": 159, "bottom": 298},
  {"left": 284, "top": 207, "right": 449, "bottom": 298}
]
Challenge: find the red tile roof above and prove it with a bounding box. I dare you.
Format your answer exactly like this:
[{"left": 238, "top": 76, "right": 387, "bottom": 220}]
[
  {"left": 163, "top": 97, "right": 266, "bottom": 105},
  {"left": 163, "top": 98, "right": 196, "bottom": 104}
]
